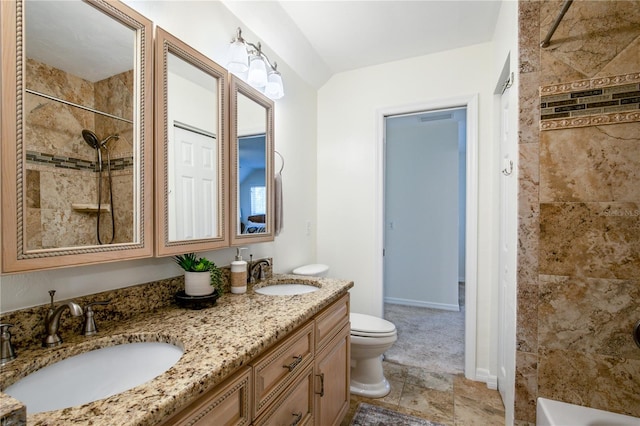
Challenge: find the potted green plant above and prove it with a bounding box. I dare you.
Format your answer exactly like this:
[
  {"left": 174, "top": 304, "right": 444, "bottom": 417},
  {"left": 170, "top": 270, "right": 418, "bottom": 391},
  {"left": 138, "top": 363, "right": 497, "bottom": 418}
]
[{"left": 174, "top": 253, "right": 223, "bottom": 296}]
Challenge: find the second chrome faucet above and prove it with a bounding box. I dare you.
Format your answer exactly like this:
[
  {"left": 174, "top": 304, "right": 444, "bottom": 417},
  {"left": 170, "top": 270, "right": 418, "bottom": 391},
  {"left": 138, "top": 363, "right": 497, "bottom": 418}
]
[{"left": 249, "top": 259, "right": 271, "bottom": 284}]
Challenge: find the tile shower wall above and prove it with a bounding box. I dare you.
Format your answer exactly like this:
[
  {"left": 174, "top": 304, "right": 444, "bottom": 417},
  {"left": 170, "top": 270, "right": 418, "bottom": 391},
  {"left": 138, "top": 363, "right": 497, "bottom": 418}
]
[
  {"left": 516, "top": 1, "right": 640, "bottom": 424},
  {"left": 25, "top": 59, "right": 134, "bottom": 248}
]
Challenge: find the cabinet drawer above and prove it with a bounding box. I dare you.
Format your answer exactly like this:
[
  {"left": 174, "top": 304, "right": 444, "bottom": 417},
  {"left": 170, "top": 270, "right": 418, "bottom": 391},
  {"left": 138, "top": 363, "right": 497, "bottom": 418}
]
[
  {"left": 314, "top": 294, "right": 349, "bottom": 351},
  {"left": 162, "top": 366, "right": 251, "bottom": 426},
  {"left": 253, "top": 364, "right": 314, "bottom": 426},
  {"left": 253, "top": 321, "right": 314, "bottom": 417}
]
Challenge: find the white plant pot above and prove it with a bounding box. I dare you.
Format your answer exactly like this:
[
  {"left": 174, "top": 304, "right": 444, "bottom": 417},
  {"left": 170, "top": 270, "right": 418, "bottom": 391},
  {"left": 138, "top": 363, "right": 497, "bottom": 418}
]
[{"left": 184, "top": 271, "right": 214, "bottom": 296}]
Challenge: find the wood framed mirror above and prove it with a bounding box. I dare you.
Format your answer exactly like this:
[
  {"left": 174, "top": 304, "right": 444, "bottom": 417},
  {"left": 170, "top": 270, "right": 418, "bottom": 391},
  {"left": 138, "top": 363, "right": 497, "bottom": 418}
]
[
  {"left": 154, "top": 27, "right": 229, "bottom": 256},
  {"left": 0, "top": 0, "right": 153, "bottom": 272},
  {"left": 229, "top": 75, "right": 274, "bottom": 245}
]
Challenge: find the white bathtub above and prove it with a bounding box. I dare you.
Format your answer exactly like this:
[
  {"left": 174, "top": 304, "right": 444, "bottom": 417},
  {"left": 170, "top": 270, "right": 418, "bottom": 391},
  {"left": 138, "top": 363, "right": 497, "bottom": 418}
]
[{"left": 537, "top": 398, "right": 640, "bottom": 426}]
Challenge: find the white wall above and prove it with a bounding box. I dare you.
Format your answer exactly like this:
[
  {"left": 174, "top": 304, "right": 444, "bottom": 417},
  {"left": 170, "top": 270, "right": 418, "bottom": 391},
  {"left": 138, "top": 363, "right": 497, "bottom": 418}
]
[
  {"left": 0, "top": 0, "right": 318, "bottom": 312},
  {"left": 317, "top": 42, "right": 498, "bottom": 375}
]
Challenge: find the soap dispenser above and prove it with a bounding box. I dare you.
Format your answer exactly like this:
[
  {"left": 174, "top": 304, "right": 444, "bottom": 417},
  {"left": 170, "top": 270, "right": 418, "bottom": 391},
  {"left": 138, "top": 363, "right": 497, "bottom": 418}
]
[{"left": 230, "top": 248, "right": 248, "bottom": 294}]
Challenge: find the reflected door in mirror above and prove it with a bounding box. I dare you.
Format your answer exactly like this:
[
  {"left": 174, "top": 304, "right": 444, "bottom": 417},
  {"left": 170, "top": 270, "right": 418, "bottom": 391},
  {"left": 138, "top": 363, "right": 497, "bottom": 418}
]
[{"left": 167, "top": 52, "right": 219, "bottom": 242}]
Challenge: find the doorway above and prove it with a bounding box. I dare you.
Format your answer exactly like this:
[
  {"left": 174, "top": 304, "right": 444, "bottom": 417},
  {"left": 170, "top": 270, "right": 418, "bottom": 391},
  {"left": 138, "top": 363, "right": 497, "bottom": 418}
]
[
  {"left": 384, "top": 108, "right": 466, "bottom": 310},
  {"left": 383, "top": 107, "right": 466, "bottom": 373},
  {"left": 376, "top": 95, "right": 479, "bottom": 379}
]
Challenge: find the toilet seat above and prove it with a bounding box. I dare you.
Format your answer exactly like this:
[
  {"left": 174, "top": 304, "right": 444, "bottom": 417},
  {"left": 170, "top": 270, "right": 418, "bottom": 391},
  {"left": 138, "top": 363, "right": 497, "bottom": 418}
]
[
  {"left": 292, "top": 264, "right": 329, "bottom": 276},
  {"left": 350, "top": 313, "right": 396, "bottom": 338}
]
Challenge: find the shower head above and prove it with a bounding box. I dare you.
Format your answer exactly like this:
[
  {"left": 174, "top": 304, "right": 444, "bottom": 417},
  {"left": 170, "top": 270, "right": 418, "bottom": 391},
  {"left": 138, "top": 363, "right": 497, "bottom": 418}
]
[
  {"left": 82, "top": 129, "right": 100, "bottom": 149},
  {"left": 82, "top": 130, "right": 119, "bottom": 149}
]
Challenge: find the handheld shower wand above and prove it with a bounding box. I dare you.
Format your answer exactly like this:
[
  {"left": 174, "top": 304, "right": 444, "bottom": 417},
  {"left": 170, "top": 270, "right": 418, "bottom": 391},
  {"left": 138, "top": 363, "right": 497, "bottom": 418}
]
[{"left": 81, "top": 129, "right": 119, "bottom": 244}]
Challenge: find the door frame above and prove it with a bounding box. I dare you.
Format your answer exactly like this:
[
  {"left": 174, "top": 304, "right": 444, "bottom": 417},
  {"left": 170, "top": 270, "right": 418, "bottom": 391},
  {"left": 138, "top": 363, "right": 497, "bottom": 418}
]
[{"left": 375, "top": 94, "right": 479, "bottom": 379}]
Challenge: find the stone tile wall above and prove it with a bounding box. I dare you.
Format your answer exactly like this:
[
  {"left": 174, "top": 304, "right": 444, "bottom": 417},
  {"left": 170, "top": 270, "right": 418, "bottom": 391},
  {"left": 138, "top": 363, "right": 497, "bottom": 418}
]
[{"left": 516, "top": 1, "right": 640, "bottom": 424}]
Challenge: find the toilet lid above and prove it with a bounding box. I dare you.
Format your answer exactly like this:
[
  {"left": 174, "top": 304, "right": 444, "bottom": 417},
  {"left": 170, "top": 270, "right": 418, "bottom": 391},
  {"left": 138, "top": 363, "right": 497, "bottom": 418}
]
[
  {"left": 292, "top": 264, "right": 329, "bottom": 276},
  {"left": 350, "top": 313, "right": 396, "bottom": 335}
]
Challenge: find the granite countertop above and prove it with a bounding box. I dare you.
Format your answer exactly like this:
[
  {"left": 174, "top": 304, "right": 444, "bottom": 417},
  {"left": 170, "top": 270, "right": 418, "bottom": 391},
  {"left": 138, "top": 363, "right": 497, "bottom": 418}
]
[{"left": 0, "top": 275, "right": 353, "bottom": 425}]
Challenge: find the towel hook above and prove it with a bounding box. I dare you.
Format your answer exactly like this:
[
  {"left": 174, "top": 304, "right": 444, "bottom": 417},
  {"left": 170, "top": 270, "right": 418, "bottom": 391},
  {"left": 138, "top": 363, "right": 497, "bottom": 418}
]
[{"left": 275, "top": 150, "right": 284, "bottom": 174}]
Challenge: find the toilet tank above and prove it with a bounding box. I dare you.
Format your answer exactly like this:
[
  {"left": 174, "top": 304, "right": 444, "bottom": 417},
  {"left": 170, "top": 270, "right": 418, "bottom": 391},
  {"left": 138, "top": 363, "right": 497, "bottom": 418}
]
[{"left": 292, "top": 264, "right": 329, "bottom": 277}]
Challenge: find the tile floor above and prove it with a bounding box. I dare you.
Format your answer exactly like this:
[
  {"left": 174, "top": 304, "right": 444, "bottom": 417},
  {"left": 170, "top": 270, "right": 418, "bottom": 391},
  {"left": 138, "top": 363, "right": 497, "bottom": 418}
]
[{"left": 341, "top": 361, "right": 505, "bottom": 426}]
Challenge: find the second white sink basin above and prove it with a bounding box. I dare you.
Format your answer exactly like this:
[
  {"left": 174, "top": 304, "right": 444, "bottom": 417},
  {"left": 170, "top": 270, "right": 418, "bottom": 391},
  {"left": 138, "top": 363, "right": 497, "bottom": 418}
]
[
  {"left": 4, "top": 341, "right": 183, "bottom": 414},
  {"left": 255, "top": 284, "right": 319, "bottom": 296}
]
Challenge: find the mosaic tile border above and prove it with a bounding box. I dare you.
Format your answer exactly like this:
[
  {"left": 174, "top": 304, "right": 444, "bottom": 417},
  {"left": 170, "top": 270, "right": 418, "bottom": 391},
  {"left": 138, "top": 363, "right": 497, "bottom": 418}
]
[
  {"left": 540, "top": 72, "right": 640, "bottom": 131},
  {"left": 26, "top": 150, "right": 134, "bottom": 172}
]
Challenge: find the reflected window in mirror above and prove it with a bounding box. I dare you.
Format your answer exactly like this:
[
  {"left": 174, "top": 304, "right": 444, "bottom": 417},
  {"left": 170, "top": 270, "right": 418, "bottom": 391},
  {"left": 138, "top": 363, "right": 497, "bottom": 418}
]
[
  {"left": 238, "top": 134, "right": 267, "bottom": 234},
  {"left": 1, "top": 0, "right": 153, "bottom": 272},
  {"left": 154, "top": 27, "right": 228, "bottom": 256}
]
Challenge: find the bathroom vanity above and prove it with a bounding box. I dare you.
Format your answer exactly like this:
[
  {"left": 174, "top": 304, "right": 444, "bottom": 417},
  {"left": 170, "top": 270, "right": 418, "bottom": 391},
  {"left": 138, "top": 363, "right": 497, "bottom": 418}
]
[
  {"left": 162, "top": 292, "right": 350, "bottom": 425},
  {"left": 0, "top": 276, "right": 352, "bottom": 425}
]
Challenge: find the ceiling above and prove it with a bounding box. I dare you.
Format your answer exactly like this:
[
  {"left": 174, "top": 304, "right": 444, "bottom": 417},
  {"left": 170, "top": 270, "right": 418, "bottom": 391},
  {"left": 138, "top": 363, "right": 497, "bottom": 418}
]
[
  {"left": 25, "top": 1, "right": 504, "bottom": 89},
  {"left": 222, "top": 0, "right": 504, "bottom": 88}
]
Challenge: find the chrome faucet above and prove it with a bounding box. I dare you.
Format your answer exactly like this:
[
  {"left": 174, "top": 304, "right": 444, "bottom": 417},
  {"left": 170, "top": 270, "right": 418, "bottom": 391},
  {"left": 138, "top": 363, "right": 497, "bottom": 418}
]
[
  {"left": 249, "top": 259, "right": 271, "bottom": 283},
  {"left": 43, "top": 290, "right": 83, "bottom": 348},
  {"left": 0, "top": 323, "right": 17, "bottom": 365}
]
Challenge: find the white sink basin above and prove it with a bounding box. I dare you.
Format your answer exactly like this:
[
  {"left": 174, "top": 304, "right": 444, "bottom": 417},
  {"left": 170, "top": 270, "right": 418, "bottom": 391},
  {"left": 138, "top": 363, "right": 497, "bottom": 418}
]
[
  {"left": 4, "top": 342, "right": 183, "bottom": 414},
  {"left": 255, "top": 284, "right": 319, "bottom": 296}
]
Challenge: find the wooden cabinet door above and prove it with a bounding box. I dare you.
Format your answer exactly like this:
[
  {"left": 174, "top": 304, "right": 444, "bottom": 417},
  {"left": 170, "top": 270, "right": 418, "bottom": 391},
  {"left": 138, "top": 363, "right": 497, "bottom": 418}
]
[
  {"left": 161, "top": 367, "right": 252, "bottom": 426},
  {"left": 314, "top": 323, "right": 350, "bottom": 426}
]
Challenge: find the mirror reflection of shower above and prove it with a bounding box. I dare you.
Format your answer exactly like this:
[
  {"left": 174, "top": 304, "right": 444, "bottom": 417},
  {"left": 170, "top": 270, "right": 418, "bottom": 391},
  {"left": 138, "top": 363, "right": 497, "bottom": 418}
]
[{"left": 81, "top": 129, "right": 119, "bottom": 244}]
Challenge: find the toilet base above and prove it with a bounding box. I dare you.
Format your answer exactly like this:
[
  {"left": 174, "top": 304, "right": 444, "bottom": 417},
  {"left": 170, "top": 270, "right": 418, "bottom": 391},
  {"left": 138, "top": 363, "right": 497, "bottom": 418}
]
[
  {"left": 349, "top": 377, "right": 391, "bottom": 398},
  {"left": 349, "top": 355, "right": 391, "bottom": 398}
]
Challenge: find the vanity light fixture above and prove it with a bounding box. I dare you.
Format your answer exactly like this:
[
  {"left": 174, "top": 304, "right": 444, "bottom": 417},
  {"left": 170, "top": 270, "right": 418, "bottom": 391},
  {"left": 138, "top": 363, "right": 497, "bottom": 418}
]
[{"left": 226, "top": 27, "right": 284, "bottom": 100}]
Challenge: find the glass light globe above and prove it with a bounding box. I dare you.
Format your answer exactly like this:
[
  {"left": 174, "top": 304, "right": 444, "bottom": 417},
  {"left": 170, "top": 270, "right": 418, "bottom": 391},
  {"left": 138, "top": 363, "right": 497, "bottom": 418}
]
[
  {"left": 265, "top": 69, "right": 284, "bottom": 100},
  {"left": 247, "top": 54, "right": 268, "bottom": 88},
  {"left": 227, "top": 40, "right": 248, "bottom": 74}
]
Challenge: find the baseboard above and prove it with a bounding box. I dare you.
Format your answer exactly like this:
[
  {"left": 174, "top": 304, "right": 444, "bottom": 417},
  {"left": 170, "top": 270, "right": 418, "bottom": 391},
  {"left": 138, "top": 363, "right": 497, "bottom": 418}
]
[
  {"left": 476, "top": 368, "right": 498, "bottom": 390},
  {"left": 384, "top": 297, "right": 460, "bottom": 312}
]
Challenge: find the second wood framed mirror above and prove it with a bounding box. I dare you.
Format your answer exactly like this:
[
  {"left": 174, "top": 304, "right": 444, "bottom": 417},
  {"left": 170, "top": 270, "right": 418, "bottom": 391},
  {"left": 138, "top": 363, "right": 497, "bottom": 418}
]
[
  {"left": 229, "top": 75, "right": 275, "bottom": 245},
  {"left": 154, "top": 27, "right": 229, "bottom": 256}
]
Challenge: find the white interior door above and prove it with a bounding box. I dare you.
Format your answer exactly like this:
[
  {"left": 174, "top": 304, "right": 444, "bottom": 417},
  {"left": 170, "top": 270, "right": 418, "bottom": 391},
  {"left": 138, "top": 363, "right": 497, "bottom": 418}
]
[
  {"left": 170, "top": 125, "right": 218, "bottom": 241},
  {"left": 498, "top": 84, "right": 517, "bottom": 424}
]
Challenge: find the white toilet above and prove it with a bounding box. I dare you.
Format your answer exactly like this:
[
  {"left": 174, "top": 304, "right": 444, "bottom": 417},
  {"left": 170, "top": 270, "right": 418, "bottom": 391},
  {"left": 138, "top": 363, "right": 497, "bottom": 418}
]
[{"left": 292, "top": 264, "right": 398, "bottom": 398}]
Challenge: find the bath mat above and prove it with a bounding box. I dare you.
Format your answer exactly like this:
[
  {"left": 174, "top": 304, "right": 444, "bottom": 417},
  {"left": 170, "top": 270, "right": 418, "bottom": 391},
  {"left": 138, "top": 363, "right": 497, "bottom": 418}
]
[{"left": 350, "top": 402, "right": 444, "bottom": 426}]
